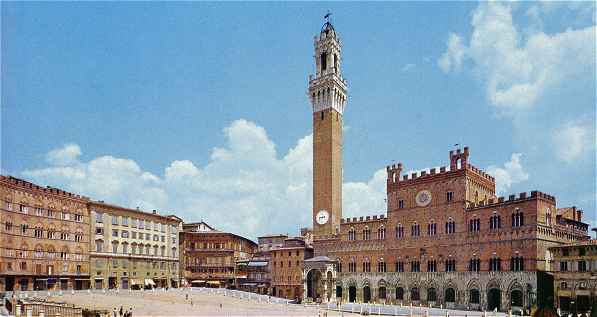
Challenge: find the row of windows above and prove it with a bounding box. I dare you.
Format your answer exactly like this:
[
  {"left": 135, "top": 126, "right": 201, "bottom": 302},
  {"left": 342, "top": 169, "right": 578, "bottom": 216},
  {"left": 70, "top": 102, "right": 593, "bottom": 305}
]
[
  {"left": 470, "top": 212, "right": 525, "bottom": 233},
  {"left": 3, "top": 222, "right": 84, "bottom": 242},
  {"left": 3, "top": 247, "right": 86, "bottom": 261},
  {"left": 339, "top": 286, "right": 478, "bottom": 304},
  {"left": 4, "top": 201, "right": 84, "bottom": 223},
  {"left": 346, "top": 213, "right": 525, "bottom": 241},
  {"left": 271, "top": 274, "right": 302, "bottom": 283},
  {"left": 3, "top": 262, "right": 80, "bottom": 275},
  {"left": 396, "top": 191, "right": 455, "bottom": 210},
  {"left": 187, "top": 266, "right": 233, "bottom": 274},
  {"left": 559, "top": 260, "right": 592, "bottom": 272},
  {"left": 187, "top": 241, "right": 238, "bottom": 250},
  {"left": 94, "top": 212, "right": 176, "bottom": 234},
  {"left": 272, "top": 250, "right": 302, "bottom": 257},
  {"left": 272, "top": 260, "right": 301, "bottom": 268},
  {"left": 348, "top": 227, "right": 387, "bottom": 241},
  {"left": 95, "top": 227, "right": 172, "bottom": 243},
  {"left": 98, "top": 259, "right": 176, "bottom": 270},
  {"left": 94, "top": 240, "right": 177, "bottom": 257},
  {"left": 336, "top": 257, "right": 526, "bottom": 273}
]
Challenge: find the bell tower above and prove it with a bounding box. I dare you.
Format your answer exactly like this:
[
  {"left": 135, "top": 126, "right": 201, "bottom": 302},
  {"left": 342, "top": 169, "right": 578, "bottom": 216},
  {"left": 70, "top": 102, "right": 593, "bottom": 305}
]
[{"left": 309, "top": 18, "right": 348, "bottom": 239}]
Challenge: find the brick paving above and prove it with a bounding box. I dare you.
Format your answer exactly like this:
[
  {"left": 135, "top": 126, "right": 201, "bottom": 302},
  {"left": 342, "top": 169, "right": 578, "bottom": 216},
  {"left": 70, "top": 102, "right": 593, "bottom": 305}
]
[{"left": 47, "top": 289, "right": 355, "bottom": 316}]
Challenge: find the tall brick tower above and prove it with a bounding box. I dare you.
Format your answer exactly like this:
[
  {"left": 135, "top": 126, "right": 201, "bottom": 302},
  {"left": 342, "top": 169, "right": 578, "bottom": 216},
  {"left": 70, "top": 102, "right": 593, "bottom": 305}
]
[{"left": 308, "top": 19, "right": 348, "bottom": 239}]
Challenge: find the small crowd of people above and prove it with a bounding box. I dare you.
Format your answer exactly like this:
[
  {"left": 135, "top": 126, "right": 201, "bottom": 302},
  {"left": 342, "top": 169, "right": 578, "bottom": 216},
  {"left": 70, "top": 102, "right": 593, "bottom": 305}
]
[{"left": 113, "top": 305, "right": 133, "bottom": 317}]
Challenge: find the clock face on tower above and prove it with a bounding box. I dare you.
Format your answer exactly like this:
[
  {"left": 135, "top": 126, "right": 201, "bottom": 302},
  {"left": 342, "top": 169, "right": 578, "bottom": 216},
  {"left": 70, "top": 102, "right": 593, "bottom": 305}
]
[{"left": 316, "top": 210, "right": 330, "bottom": 225}]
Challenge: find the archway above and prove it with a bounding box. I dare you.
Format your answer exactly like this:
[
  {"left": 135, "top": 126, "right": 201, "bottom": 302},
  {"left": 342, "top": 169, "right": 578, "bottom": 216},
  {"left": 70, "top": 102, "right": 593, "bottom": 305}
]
[
  {"left": 349, "top": 286, "right": 357, "bottom": 302},
  {"left": 306, "top": 270, "right": 322, "bottom": 300},
  {"left": 336, "top": 286, "right": 342, "bottom": 299},
  {"left": 445, "top": 288, "right": 456, "bottom": 303},
  {"left": 396, "top": 287, "right": 404, "bottom": 301},
  {"left": 469, "top": 289, "right": 480, "bottom": 304},
  {"left": 510, "top": 289, "right": 523, "bottom": 308},
  {"left": 326, "top": 271, "right": 333, "bottom": 301},
  {"left": 363, "top": 286, "right": 371, "bottom": 303},
  {"left": 379, "top": 286, "right": 387, "bottom": 300},
  {"left": 427, "top": 288, "right": 437, "bottom": 302},
  {"left": 488, "top": 288, "right": 501, "bottom": 311},
  {"left": 411, "top": 287, "right": 420, "bottom": 301}
]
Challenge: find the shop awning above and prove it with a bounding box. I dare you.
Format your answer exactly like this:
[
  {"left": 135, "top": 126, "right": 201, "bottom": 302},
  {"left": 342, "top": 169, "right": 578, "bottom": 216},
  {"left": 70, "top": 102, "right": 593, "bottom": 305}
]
[
  {"left": 75, "top": 279, "right": 89, "bottom": 281},
  {"left": 60, "top": 278, "right": 69, "bottom": 280},
  {"left": 207, "top": 281, "right": 220, "bottom": 285},
  {"left": 241, "top": 283, "right": 257, "bottom": 287},
  {"left": 191, "top": 280, "right": 205, "bottom": 283},
  {"left": 144, "top": 279, "right": 155, "bottom": 286},
  {"left": 35, "top": 278, "right": 48, "bottom": 281},
  {"left": 235, "top": 275, "right": 247, "bottom": 279},
  {"left": 130, "top": 279, "right": 139, "bottom": 285},
  {"left": 94, "top": 277, "right": 104, "bottom": 280}
]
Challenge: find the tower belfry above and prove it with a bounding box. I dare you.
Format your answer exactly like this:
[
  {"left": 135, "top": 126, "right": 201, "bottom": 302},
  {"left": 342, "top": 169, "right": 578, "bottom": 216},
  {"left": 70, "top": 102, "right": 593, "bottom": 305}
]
[{"left": 309, "top": 17, "right": 348, "bottom": 239}]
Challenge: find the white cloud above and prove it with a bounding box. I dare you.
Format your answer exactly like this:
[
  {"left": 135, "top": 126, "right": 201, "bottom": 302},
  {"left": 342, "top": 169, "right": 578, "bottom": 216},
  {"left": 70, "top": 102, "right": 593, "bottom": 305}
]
[
  {"left": 343, "top": 169, "right": 387, "bottom": 217},
  {"left": 46, "top": 143, "right": 82, "bottom": 166},
  {"left": 552, "top": 120, "right": 591, "bottom": 163},
  {"left": 401, "top": 63, "right": 416, "bottom": 72},
  {"left": 487, "top": 153, "right": 529, "bottom": 195},
  {"left": 21, "top": 119, "right": 384, "bottom": 240},
  {"left": 438, "top": 33, "right": 465, "bottom": 73},
  {"left": 438, "top": 2, "right": 596, "bottom": 112}
]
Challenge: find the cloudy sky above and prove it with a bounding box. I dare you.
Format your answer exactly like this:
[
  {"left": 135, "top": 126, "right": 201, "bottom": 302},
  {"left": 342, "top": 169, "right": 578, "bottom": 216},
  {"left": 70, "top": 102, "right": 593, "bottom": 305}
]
[{"left": 2, "top": 2, "right": 595, "bottom": 239}]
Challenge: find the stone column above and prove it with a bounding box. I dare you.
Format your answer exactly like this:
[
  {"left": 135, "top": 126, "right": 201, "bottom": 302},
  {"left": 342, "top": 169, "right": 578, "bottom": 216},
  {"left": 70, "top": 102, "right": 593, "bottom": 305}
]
[
  {"left": 302, "top": 272, "right": 307, "bottom": 301},
  {"left": 323, "top": 276, "right": 328, "bottom": 303}
]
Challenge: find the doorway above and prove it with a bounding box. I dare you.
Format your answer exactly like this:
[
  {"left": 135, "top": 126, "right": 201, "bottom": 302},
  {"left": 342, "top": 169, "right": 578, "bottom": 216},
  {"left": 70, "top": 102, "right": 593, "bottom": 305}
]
[
  {"left": 363, "top": 286, "right": 371, "bottom": 303},
  {"left": 348, "top": 286, "right": 356, "bottom": 302},
  {"left": 488, "top": 288, "right": 501, "bottom": 311},
  {"left": 306, "top": 270, "right": 322, "bottom": 300}
]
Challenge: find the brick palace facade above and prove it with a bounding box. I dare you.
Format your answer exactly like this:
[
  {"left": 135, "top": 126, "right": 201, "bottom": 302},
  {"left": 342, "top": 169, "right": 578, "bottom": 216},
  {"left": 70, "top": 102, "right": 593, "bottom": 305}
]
[
  {"left": 303, "top": 20, "right": 590, "bottom": 312},
  {"left": 180, "top": 221, "right": 256, "bottom": 289},
  {"left": 0, "top": 176, "right": 91, "bottom": 291}
]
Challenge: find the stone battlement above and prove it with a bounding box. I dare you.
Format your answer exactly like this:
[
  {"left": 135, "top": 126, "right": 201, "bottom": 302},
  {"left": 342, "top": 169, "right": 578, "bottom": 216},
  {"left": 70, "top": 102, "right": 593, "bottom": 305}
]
[
  {"left": 467, "top": 190, "right": 555, "bottom": 210},
  {"left": 341, "top": 214, "right": 386, "bottom": 224},
  {"left": 387, "top": 147, "right": 495, "bottom": 187},
  {"left": 0, "top": 175, "right": 89, "bottom": 200}
]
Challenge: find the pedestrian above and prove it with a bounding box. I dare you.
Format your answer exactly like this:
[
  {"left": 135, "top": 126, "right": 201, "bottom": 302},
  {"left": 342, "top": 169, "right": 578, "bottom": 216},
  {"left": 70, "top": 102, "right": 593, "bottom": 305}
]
[
  {"left": 128, "top": 307, "right": 133, "bottom": 317},
  {"left": 186, "top": 293, "right": 189, "bottom": 301},
  {"left": 113, "top": 308, "right": 117, "bottom": 317},
  {"left": 119, "top": 306, "right": 123, "bottom": 316}
]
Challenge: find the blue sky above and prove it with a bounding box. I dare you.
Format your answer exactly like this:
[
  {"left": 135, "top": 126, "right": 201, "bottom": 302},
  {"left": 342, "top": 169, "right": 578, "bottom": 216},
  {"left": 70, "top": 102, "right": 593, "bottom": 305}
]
[{"left": 2, "top": 2, "right": 595, "bottom": 239}]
